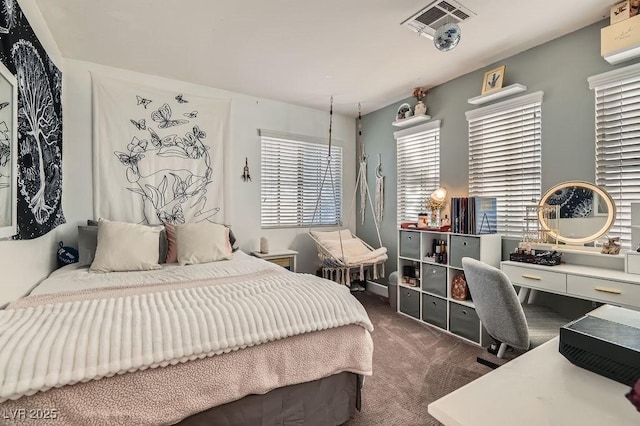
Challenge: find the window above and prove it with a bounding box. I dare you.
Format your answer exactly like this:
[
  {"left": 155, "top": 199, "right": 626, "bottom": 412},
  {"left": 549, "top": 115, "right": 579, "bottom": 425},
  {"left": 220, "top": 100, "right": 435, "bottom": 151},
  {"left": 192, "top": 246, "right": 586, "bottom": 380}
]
[
  {"left": 396, "top": 120, "right": 441, "bottom": 225},
  {"left": 260, "top": 130, "right": 342, "bottom": 228},
  {"left": 466, "top": 92, "right": 543, "bottom": 237},
  {"left": 590, "top": 64, "right": 640, "bottom": 247}
]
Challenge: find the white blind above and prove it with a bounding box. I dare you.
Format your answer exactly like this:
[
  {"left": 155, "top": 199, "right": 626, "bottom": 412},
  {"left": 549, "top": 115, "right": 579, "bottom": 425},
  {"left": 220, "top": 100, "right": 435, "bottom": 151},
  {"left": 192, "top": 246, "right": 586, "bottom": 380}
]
[
  {"left": 466, "top": 93, "right": 543, "bottom": 237},
  {"left": 591, "top": 67, "right": 640, "bottom": 248},
  {"left": 260, "top": 132, "right": 342, "bottom": 228},
  {"left": 396, "top": 121, "right": 441, "bottom": 224}
]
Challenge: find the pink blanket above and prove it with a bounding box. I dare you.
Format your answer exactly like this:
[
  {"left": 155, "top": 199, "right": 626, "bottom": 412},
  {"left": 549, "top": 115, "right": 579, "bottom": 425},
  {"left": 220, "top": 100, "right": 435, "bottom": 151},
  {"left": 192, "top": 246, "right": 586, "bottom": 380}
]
[
  {"left": 0, "top": 324, "right": 372, "bottom": 425},
  {"left": 0, "top": 264, "right": 373, "bottom": 425}
]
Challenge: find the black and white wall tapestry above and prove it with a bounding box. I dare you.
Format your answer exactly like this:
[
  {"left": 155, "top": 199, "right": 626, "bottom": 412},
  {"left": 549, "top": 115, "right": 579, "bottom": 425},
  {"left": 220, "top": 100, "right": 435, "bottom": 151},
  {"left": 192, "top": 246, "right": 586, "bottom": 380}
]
[
  {"left": 92, "top": 74, "right": 229, "bottom": 225},
  {"left": 0, "top": 0, "right": 64, "bottom": 239}
]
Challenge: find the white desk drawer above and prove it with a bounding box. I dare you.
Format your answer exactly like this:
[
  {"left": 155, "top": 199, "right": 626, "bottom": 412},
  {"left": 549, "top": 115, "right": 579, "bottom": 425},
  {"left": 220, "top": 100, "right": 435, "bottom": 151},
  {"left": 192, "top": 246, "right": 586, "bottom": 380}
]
[
  {"left": 502, "top": 264, "right": 567, "bottom": 293},
  {"left": 567, "top": 276, "right": 640, "bottom": 307}
]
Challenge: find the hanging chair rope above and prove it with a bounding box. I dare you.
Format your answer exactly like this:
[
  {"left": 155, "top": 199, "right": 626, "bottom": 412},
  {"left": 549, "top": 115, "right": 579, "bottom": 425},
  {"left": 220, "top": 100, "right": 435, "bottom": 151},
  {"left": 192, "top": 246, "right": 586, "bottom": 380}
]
[
  {"left": 310, "top": 96, "right": 347, "bottom": 261},
  {"left": 309, "top": 98, "right": 386, "bottom": 285},
  {"left": 310, "top": 96, "right": 335, "bottom": 227},
  {"left": 358, "top": 103, "right": 367, "bottom": 225}
]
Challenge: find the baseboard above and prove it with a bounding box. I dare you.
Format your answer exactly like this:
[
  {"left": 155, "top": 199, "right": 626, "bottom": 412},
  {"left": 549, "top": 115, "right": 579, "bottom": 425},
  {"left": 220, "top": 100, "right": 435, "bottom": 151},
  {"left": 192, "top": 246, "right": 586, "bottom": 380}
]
[{"left": 366, "top": 280, "right": 388, "bottom": 298}]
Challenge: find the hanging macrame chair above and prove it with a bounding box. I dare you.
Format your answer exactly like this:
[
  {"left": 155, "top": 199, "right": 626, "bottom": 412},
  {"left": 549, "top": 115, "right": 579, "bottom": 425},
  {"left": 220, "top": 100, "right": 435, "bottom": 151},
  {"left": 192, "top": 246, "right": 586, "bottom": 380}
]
[{"left": 308, "top": 99, "right": 387, "bottom": 287}]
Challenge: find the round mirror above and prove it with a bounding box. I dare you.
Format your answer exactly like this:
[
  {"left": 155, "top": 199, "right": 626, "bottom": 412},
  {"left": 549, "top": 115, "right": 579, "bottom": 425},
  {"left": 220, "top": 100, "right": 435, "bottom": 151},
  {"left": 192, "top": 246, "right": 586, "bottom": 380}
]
[{"left": 538, "top": 181, "right": 615, "bottom": 245}]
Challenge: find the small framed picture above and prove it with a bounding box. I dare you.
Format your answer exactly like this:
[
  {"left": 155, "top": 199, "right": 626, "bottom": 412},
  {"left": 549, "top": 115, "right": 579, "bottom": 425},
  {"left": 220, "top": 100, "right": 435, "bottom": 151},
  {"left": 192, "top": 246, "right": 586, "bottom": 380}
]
[{"left": 481, "top": 65, "right": 506, "bottom": 95}]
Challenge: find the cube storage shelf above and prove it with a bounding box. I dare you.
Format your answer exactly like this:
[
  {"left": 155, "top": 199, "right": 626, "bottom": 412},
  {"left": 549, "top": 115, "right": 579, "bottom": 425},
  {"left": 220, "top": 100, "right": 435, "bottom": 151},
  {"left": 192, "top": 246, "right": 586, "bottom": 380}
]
[{"left": 397, "top": 229, "right": 502, "bottom": 346}]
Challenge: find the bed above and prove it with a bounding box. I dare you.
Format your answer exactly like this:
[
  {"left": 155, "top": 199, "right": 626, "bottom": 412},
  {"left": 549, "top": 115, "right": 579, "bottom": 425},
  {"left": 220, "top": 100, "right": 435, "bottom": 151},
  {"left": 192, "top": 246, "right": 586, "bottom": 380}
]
[{"left": 0, "top": 250, "right": 373, "bottom": 425}]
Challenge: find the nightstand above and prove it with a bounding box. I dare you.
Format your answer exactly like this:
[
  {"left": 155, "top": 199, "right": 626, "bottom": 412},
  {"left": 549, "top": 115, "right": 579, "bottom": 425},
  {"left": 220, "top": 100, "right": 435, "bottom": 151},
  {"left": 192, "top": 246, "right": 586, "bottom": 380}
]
[{"left": 251, "top": 249, "right": 298, "bottom": 272}]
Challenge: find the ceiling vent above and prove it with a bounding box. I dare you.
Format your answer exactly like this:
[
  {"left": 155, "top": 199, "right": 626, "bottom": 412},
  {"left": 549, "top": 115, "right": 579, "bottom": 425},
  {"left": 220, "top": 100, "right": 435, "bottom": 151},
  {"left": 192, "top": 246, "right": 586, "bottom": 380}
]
[{"left": 402, "top": 0, "right": 476, "bottom": 40}]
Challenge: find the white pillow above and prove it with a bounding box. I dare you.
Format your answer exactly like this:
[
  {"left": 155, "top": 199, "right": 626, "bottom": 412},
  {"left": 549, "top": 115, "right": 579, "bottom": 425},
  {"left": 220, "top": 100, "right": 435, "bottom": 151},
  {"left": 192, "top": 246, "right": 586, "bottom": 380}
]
[
  {"left": 310, "top": 229, "right": 353, "bottom": 241},
  {"left": 90, "top": 220, "right": 163, "bottom": 272},
  {"left": 322, "top": 238, "right": 372, "bottom": 258},
  {"left": 175, "top": 222, "right": 233, "bottom": 266}
]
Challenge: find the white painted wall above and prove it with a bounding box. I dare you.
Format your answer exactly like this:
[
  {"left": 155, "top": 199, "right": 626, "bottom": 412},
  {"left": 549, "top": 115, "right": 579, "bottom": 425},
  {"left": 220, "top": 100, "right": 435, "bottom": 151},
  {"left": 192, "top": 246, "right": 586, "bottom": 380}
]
[
  {"left": 2, "top": 60, "right": 356, "bottom": 305},
  {"left": 0, "top": 1, "right": 67, "bottom": 307},
  {"left": 0, "top": 3, "right": 356, "bottom": 307},
  {"left": 62, "top": 59, "right": 356, "bottom": 277}
]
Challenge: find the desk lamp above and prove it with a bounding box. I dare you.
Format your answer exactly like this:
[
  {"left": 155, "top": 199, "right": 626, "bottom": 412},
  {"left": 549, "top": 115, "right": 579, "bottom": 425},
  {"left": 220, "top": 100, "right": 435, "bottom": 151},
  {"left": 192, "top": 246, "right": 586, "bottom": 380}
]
[{"left": 427, "top": 187, "right": 447, "bottom": 227}]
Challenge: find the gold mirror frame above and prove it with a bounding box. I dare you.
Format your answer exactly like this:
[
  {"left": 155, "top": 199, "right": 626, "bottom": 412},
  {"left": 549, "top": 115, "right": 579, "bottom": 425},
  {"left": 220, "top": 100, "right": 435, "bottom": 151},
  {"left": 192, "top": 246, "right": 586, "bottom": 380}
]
[{"left": 537, "top": 181, "right": 616, "bottom": 245}]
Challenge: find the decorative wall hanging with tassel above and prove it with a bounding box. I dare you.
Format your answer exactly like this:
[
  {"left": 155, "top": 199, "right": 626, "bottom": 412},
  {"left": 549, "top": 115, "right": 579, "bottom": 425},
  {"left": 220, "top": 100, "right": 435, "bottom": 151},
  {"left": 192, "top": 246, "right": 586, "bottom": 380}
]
[
  {"left": 242, "top": 157, "right": 251, "bottom": 182},
  {"left": 375, "top": 153, "right": 385, "bottom": 224}
]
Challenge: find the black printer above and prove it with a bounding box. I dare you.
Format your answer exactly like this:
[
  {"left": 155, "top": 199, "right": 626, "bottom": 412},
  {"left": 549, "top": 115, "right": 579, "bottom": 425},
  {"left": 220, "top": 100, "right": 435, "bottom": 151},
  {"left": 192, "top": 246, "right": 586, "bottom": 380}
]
[{"left": 559, "top": 304, "right": 640, "bottom": 386}]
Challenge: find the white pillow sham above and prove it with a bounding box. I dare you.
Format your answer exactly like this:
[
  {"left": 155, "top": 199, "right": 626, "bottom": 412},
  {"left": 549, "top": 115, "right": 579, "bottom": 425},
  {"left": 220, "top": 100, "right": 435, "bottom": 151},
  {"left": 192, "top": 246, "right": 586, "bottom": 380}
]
[
  {"left": 90, "top": 220, "right": 163, "bottom": 273},
  {"left": 175, "top": 222, "right": 233, "bottom": 266}
]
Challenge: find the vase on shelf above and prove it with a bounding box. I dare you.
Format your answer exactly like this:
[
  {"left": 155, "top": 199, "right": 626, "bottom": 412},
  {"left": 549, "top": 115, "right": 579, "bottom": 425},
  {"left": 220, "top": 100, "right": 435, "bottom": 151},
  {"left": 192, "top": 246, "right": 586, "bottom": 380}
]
[{"left": 414, "top": 101, "right": 427, "bottom": 115}]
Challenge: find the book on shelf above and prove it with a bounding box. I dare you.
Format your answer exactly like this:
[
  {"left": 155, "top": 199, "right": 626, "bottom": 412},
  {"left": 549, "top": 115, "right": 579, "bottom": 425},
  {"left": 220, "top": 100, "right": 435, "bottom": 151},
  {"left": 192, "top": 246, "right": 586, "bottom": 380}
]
[{"left": 451, "top": 197, "right": 497, "bottom": 234}]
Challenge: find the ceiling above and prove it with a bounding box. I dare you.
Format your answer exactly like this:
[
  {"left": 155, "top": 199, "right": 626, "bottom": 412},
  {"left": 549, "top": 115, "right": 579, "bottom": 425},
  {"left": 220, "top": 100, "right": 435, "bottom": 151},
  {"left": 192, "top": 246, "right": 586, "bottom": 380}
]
[{"left": 35, "top": 0, "right": 612, "bottom": 117}]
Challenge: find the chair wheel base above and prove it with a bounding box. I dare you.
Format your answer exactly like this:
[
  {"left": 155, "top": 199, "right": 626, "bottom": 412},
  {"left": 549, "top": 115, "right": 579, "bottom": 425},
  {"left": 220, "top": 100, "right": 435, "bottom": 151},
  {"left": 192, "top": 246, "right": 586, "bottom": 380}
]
[{"left": 487, "top": 342, "right": 500, "bottom": 355}]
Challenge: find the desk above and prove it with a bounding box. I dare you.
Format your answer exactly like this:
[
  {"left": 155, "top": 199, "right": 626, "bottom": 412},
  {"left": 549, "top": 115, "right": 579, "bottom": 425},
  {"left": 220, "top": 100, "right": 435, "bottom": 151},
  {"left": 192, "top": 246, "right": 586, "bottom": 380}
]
[
  {"left": 501, "top": 261, "right": 640, "bottom": 310},
  {"left": 428, "top": 337, "right": 639, "bottom": 425}
]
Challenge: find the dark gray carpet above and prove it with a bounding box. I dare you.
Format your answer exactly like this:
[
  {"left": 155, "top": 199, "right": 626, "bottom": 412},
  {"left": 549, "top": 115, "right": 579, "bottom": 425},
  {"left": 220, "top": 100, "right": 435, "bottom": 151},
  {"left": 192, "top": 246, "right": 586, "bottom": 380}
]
[{"left": 345, "top": 292, "right": 495, "bottom": 426}]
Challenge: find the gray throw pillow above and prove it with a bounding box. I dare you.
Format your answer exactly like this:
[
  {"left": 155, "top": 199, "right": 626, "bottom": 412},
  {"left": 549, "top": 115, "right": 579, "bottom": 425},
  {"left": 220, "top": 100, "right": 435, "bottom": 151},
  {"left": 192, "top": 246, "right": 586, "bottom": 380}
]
[
  {"left": 211, "top": 222, "right": 237, "bottom": 251},
  {"left": 86, "top": 220, "right": 168, "bottom": 264},
  {"left": 78, "top": 225, "right": 98, "bottom": 266},
  {"left": 228, "top": 227, "right": 238, "bottom": 251}
]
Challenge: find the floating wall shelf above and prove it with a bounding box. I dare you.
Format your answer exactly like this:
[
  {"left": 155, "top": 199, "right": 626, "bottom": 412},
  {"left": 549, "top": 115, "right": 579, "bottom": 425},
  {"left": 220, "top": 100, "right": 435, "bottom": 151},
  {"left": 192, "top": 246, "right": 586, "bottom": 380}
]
[
  {"left": 602, "top": 14, "right": 640, "bottom": 65},
  {"left": 392, "top": 114, "right": 431, "bottom": 127},
  {"left": 467, "top": 84, "right": 527, "bottom": 105}
]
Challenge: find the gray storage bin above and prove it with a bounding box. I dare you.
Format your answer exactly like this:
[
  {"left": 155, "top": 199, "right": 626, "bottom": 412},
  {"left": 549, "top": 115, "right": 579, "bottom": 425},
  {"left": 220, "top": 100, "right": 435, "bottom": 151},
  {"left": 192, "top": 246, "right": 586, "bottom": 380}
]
[
  {"left": 399, "top": 287, "right": 420, "bottom": 319},
  {"left": 422, "top": 293, "right": 447, "bottom": 329},
  {"left": 399, "top": 231, "right": 420, "bottom": 260},
  {"left": 449, "top": 302, "right": 480, "bottom": 343},
  {"left": 449, "top": 235, "right": 481, "bottom": 269},
  {"left": 421, "top": 264, "right": 447, "bottom": 297}
]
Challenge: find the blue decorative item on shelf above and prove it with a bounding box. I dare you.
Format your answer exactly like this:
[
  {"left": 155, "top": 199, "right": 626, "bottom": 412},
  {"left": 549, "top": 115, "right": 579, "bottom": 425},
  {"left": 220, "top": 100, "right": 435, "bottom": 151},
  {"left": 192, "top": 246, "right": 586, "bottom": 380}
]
[
  {"left": 57, "top": 241, "right": 79, "bottom": 267},
  {"left": 434, "top": 22, "right": 461, "bottom": 52}
]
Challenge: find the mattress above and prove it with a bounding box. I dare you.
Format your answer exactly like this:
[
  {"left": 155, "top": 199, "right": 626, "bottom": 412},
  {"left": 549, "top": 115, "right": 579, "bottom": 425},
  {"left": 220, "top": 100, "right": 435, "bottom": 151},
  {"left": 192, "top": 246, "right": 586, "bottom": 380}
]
[
  {"left": 29, "top": 250, "right": 278, "bottom": 295},
  {"left": 0, "top": 252, "right": 374, "bottom": 425}
]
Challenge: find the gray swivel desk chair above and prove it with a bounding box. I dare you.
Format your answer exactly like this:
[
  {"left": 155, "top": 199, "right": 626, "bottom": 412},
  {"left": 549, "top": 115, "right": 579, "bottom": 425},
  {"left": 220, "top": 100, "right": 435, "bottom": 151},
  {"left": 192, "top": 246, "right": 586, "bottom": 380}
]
[{"left": 461, "top": 257, "right": 570, "bottom": 360}]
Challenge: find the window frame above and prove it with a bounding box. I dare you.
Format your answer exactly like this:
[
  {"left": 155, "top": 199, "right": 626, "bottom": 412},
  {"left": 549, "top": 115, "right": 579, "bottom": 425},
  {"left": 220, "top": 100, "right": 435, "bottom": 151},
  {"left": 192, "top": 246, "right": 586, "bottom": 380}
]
[
  {"left": 465, "top": 92, "right": 544, "bottom": 237},
  {"left": 589, "top": 63, "right": 640, "bottom": 248},
  {"left": 395, "top": 120, "right": 441, "bottom": 225},
  {"left": 259, "top": 130, "right": 343, "bottom": 229}
]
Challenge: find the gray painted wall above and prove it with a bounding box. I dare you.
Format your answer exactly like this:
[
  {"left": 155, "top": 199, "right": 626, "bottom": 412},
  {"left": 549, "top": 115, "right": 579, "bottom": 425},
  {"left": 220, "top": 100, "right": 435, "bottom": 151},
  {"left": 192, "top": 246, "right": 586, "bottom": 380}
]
[{"left": 357, "top": 20, "right": 631, "bottom": 284}]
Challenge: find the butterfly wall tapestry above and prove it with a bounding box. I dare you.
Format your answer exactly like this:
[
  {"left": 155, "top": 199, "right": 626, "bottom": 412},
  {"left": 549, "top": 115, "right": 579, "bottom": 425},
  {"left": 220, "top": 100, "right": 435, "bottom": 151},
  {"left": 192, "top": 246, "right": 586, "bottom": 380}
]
[{"left": 91, "top": 74, "right": 229, "bottom": 225}]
